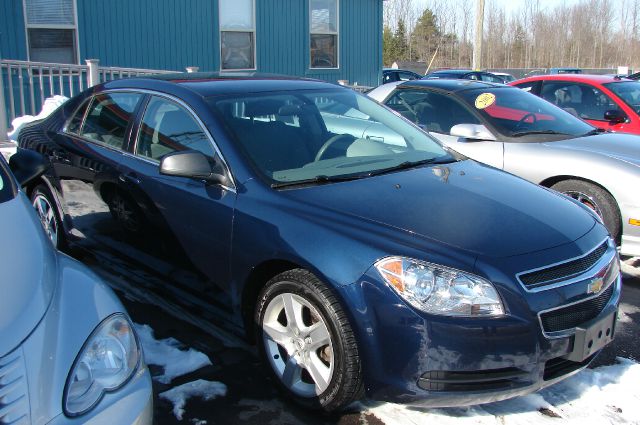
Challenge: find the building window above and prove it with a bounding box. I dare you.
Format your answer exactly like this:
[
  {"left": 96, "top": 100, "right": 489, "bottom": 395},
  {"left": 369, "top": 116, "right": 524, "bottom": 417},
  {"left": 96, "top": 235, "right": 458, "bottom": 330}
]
[
  {"left": 219, "top": 0, "right": 256, "bottom": 71},
  {"left": 309, "top": 0, "right": 338, "bottom": 69},
  {"left": 24, "top": 0, "right": 78, "bottom": 64}
]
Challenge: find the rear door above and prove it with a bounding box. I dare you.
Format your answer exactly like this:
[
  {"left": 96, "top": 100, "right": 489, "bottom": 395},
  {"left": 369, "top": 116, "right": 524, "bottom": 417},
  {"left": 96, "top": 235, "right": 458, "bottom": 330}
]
[{"left": 116, "top": 94, "right": 237, "bottom": 307}]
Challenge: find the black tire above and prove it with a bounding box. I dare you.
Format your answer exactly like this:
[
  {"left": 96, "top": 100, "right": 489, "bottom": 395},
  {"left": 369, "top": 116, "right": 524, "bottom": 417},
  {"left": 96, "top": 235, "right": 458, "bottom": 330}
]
[
  {"left": 106, "top": 190, "right": 145, "bottom": 235},
  {"left": 255, "top": 269, "right": 363, "bottom": 412},
  {"left": 30, "top": 184, "right": 66, "bottom": 249},
  {"left": 551, "top": 179, "right": 621, "bottom": 241}
]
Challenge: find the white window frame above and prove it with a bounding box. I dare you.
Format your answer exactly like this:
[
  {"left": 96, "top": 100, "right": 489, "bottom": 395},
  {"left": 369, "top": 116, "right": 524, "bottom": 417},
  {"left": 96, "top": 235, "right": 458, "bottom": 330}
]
[
  {"left": 22, "top": 0, "right": 81, "bottom": 64},
  {"left": 309, "top": 0, "right": 339, "bottom": 70},
  {"left": 218, "top": 0, "right": 257, "bottom": 72}
]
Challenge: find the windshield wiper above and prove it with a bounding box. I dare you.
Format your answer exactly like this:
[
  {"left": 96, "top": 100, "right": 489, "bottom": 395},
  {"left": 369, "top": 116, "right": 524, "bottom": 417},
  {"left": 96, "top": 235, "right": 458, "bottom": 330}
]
[
  {"left": 366, "top": 156, "right": 457, "bottom": 177},
  {"left": 510, "top": 130, "right": 570, "bottom": 137},
  {"left": 582, "top": 128, "right": 608, "bottom": 136},
  {"left": 271, "top": 173, "right": 367, "bottom": 189}
]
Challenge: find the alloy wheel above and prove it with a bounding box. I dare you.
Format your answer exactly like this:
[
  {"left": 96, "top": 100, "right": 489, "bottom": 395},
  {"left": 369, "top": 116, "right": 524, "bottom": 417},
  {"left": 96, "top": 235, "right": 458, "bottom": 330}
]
[
  {"left": 32, "top": 193, "right": 58, "bottom": 246},
  {"left": 262, "top": 292, "right": 334, "bottom": 397}
]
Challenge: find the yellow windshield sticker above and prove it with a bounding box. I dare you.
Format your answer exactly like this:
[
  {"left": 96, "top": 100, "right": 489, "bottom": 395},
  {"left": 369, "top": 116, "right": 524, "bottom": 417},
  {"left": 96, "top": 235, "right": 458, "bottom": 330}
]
[{"left": 475, "top": 93, "right": 496, "bottom": 109}]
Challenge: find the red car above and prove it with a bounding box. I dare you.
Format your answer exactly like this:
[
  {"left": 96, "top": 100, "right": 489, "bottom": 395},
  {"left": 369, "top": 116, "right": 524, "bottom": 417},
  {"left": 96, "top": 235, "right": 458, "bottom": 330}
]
[{"left": 510, "top": 74, "right": 640, "bottom": 134}]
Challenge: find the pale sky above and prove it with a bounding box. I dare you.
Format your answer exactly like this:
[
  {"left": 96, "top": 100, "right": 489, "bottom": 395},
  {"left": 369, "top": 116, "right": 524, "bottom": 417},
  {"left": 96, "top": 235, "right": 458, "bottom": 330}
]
[{"left": 489, "top": 0, "right": 581, "bottom": 15}]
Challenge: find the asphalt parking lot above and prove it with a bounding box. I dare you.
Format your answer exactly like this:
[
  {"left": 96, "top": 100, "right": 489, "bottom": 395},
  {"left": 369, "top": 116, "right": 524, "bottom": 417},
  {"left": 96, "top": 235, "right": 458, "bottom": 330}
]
[{"left": 75, "top": 245, "right": 640, "bottom": 425}]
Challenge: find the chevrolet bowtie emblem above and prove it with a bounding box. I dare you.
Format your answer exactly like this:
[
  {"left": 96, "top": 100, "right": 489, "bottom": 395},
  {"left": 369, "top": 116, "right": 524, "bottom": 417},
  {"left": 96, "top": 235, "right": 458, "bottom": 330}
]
[{"left": 587, "top": 277, "right": 604, "bottom": 295}]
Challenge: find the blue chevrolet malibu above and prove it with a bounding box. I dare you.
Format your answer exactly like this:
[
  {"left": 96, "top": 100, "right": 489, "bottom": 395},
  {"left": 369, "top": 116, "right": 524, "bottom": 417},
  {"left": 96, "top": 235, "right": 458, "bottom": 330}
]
[{"left": 17, "top": 73, "right": 620, "bottom": 411}]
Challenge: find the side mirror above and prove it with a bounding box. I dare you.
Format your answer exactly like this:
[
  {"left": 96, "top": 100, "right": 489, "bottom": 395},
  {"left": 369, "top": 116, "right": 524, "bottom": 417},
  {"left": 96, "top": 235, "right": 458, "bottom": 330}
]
[
  {"left": 604, "top": 109, "right": 626, "bottom": 124},
  {"left": 450, "top": 124, "right": 497, "bottom": 142},
  {"left": 160, "top": 150, "right": 229, "bottom": 186},
  {"left": 9, "top": 148, "right": 47, "bottom": 187}
]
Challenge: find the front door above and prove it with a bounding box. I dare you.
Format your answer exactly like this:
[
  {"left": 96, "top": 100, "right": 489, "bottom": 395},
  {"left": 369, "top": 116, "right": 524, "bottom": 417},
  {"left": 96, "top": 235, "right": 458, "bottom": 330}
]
[{"left": 116, "top": 94, "right": 237, "bottom": 309}]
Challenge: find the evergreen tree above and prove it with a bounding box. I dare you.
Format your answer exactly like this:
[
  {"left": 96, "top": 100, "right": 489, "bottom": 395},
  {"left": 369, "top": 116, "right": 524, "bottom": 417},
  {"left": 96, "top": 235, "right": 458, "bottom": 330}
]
[
  {"left": 394, "top": 19, "right": 409, "bottom": 61},
  {"left": 383, "top": 25, "right": 395, "bottom": 66}
]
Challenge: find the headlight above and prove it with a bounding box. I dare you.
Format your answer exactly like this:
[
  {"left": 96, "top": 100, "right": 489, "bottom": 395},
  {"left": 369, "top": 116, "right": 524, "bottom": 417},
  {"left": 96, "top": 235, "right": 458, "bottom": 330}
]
[
  {"left": 64, "top": 314, "right": 141, "bottom": 416},
  {"left": 375, "top": 257, "right": 504, "bottom": 317}
]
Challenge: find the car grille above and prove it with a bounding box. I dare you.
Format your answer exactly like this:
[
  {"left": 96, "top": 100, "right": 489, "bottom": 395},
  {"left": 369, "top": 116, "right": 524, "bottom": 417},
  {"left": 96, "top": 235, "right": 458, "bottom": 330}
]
[
  {"left": 540, "top": 283, "right": 615, "bottom": 333},
  {"left": 0, "top": 349, "right": 29, "bottom": 425},
  {"left": 519, "top": 241, "right": 608, "bottom": 290}
]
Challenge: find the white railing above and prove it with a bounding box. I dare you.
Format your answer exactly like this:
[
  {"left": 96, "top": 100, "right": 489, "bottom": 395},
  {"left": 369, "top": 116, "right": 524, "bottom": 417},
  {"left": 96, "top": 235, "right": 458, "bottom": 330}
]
[{"left": 0, "top": 59, "right": 180, "bottom": 142}]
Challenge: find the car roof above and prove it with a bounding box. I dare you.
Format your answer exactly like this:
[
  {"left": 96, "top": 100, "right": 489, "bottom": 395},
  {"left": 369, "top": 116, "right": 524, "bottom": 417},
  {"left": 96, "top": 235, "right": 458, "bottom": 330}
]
[
  {"left": 516, "top": 74, "right": 632, "bottom": 85},
  {"left": 102, "top": 72, "right": 339, "bottom": 97},
  {"left": 398, "top": 78, "right": 505, "bottom": 92},
  {"left": 429, "top": 69, "right": 473, "bottom": 75}
]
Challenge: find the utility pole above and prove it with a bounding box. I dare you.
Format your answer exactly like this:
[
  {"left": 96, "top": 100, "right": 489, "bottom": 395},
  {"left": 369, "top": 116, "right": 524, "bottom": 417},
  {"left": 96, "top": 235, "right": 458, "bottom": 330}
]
[{"left": 472, "top": 0, "right": 485, "bottom": 71}]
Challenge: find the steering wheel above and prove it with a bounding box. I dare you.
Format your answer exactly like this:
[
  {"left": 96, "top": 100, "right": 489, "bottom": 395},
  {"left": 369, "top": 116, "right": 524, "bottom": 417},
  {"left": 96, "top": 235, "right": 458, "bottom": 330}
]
[
  {"left": 516, "top": 112, "right": 537, "bottom": 129},
  {"left": 314, "top": 134, "right": 356, "bottom": 162}
]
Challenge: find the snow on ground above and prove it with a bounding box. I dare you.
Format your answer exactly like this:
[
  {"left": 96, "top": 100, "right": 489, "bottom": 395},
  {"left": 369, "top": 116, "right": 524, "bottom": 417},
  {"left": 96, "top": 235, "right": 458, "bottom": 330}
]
[
  {"left": 3, "top": 95, "right": 69, "bottom": 161},
  {"left": 622, "top": 257, "right": 640, "bottom": 279},
  {"left": 134, "top": 323, "right": 212, "bottom": 384},
  {"left": 365, "top": 358, "right": 640, "bottom": 425},
  {"left": 7, "top": 95, "right": 68, "bottom": 142},
  {"left": 159, "top": 379, "right": 227, "bottom": 420}
]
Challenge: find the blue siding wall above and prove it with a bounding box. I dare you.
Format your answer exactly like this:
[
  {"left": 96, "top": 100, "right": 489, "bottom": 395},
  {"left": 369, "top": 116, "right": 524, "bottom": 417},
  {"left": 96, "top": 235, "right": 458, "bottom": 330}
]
[
  {"left": 1, "top": 0, "right": 382, "bottom": 86},
  {"left": 256, "top": 0, "right": 382, "bottom": 87},
  {"left": 77, "top": 0, "right": 219, "bottom": 71},
  {"left": 0, "top": 0, "right": 27, "bottom": 60}
]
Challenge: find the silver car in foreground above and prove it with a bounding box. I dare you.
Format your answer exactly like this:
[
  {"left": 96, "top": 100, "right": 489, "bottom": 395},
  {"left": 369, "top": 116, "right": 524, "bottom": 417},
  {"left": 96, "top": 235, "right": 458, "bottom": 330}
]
[
  {"left": 0, "top": 151, "right": 152, "bottom": 424},
  {"left": 368, "top": 80, "right": 640, "bottom": 257}
]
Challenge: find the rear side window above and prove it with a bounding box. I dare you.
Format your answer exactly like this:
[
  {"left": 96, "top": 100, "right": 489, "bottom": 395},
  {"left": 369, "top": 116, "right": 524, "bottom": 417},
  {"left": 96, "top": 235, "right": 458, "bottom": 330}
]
[
  {"left": 66, "top": 98, "right": 91, "bottom": 134},
  {"left": 135, "top": 97, "right": 215, "bottom": 161},
  {"left": 80, "top": 92, "right": 143, "bottom": 149},
  {"left": 386, "top": 90, "right": 480, "bottom": 134}
]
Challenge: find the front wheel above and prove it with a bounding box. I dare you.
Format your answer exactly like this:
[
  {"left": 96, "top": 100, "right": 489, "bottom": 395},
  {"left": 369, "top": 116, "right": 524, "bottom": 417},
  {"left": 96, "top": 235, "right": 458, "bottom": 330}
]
[
  {"left": 551, "top": 179, "right": 621, "bottom": 242},
  {"left": 30, "top": 184, "right": 65, "bottom": 249},
  {"left": 255, "top": 269, "right": 363, "bottom": 412}
]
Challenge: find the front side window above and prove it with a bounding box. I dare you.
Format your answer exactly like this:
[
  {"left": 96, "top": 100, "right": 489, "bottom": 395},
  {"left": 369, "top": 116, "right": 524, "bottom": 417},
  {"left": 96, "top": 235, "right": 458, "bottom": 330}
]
[
  {"left": 24, "top": 0, "right": 77, "bottom": 64},
  {"left": 80, "top": 92, "right": 143, "bottom": 149},
  {"left": 310, "top": 0, "right": 338, "bottom": 69},
  {"left": 136, "top": 97, "right": 215, "bottom": 161},
  {"left": 219, "top": 0, "right": 255, "bottom": 70},
  {"left": 541, "top": 82, "right": 620, "bottom": 121},
  {"left": 209, "top": 89, "right": 450, "bottom": 185},
  {"left": 0, "top": 160, "right": 17, "bottom": 204},
  {"left": 603, "top": 81, "right": 640, "bottom": 115},
  {"left": 456, "top": 87, "right": 594, "bottom": 138}
]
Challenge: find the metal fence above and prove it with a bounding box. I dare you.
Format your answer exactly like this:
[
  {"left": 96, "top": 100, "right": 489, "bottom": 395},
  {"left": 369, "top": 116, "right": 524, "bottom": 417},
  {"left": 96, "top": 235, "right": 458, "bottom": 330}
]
[{"left": 0, "top": 59, "right": 177, "bottom": 142}]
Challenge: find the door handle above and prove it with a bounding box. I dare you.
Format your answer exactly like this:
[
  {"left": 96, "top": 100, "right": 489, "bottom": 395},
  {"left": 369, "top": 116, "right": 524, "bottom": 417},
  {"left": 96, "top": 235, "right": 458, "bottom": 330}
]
[{"left": 119, "top": 172, "right": 141, "bottom": 185}]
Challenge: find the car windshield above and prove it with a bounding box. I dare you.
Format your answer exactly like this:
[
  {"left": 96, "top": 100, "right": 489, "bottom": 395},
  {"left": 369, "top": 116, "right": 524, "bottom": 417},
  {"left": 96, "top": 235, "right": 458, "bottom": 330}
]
[
  {"left": 0, "top": 160, "right": 16, "bottom": 204},
  {"left": 208, "top": 89, "right": 452, "bottom": 186},
  {"left": 603, "top": 81, "right": 640, "bottom": 115},
  {"left": 457, "top": 87, "right": 594, "bottom": 138}
]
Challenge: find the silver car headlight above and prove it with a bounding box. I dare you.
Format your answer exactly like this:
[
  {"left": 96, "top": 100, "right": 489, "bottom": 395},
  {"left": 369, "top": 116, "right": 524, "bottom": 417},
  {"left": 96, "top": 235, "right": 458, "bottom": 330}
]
[
  {"left": 64, "top": 314, "right": 141, "bottom": 416},
  {"left": 375, "top": 257, "right": 504, "bottom": 317}
]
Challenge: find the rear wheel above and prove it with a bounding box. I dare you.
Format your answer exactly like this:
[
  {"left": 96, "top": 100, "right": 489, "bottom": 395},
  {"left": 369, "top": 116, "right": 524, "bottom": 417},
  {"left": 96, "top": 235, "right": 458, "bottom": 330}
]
[
  {"left": 255, "top": 269, "right": 363, "bottom": 412},
  {"left": 551, "top": 179, "right": 621, "bottom": 241},
  {"left": 30, "top": 184, "right": 65, "bottom": 249},
  {"left": 106, "top": 191, "right": 144, "bottom": 234}
]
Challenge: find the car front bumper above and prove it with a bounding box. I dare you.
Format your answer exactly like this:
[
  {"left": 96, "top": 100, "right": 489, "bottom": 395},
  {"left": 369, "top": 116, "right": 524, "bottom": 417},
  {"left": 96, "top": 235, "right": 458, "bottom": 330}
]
[
  {"left": 620, "top": 204, "right": 640, "bottom": 257},
  {"left": 340, "top": 273, "right": 621, "bottom": 406}
]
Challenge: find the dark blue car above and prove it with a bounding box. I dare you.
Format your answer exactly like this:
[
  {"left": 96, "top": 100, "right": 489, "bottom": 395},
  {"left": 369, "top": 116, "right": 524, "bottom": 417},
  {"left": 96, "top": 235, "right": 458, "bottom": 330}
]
[{"left": 17, "top": 73, "right": 621, "bottom": 411}]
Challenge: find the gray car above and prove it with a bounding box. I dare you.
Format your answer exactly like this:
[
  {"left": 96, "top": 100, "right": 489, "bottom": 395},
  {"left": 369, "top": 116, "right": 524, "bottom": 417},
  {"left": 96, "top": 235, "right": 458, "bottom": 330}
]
[
  {"left": 368, "top": 79, "right": 640, "bottom": 257},
  {"left": 0, "top": 151, "right": 152, "bottom": 424}
]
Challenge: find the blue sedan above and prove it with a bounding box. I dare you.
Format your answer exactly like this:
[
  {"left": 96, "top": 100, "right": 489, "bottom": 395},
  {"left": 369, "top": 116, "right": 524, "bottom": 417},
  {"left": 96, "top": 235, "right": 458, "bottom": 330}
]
[{"left": 17, "top": 73, "right": 620, "bottom": 411}]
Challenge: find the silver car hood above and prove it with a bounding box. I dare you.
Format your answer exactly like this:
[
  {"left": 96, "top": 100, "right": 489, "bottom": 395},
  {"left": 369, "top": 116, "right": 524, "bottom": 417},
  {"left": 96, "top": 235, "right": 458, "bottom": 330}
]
[
  {"left": 0, "top": 193, "right": 57, "bottom": 357},
  {"left": 548, "top": 133, "right": 640, "bottom": 166}
]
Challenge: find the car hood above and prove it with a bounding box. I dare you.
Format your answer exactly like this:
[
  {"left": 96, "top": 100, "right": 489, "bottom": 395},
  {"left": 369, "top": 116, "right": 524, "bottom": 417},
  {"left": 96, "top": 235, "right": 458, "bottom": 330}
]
[
  {"left": 547, "top": 133, "right": 640, "bottom": 166},
  {"left": 283, "top": 160, "right": 596, "bottom": 258},
  {"left": 0, "top": 193, "right": 57, "bottom": 357}
]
